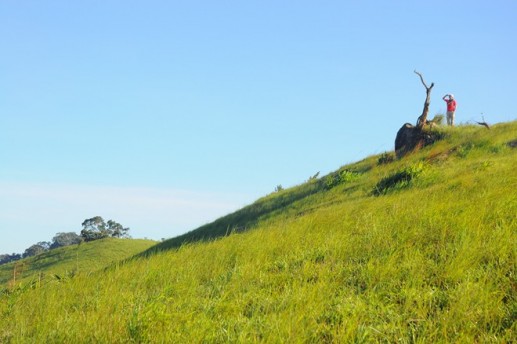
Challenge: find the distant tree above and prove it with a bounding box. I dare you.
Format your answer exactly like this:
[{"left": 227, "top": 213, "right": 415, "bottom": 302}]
[
  {"left": 81, "top": 216, "right": 106, "bottom": 232},
  {"left": 23, "top": 243, "right": 48, "bottom": 258},
  {"left": 106, "top": 220, "right": 130, "bottom": 238},
  {"left": 37, "top": 241, "right": 52, "bottom": 250},
  {"left": 80, "top": 216, "right": 109, "bottom": 241},
  {"left": 1, "top": 253, "right": 21, "bottom": 265},
  {"left": 275, "top": 185, "right": 284, "bottom": 192},
  {"left": 51, "top": 232, "right": 83, "bottom": 249},
  {"left": 80, "top": 216, "right": 130, "bottom": 241}
]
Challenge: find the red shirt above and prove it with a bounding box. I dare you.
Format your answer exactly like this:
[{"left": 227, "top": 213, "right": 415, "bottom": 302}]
[{"left": 445, "top": 98, "right": 457, "bottom": 112}]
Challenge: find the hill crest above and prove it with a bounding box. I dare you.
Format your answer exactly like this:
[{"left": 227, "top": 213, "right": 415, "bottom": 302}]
[{"left": 0, "top": 238, "right": 156, "bottom": 286}]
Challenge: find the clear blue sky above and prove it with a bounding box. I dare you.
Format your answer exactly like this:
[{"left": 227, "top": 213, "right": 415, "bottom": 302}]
[{"left": 1, "top": 1, "right": 516, "bottom": 254}]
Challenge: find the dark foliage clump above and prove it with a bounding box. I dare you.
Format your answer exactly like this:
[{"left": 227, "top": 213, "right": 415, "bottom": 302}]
[
  {"left": 377, "top": 152, "right": 395, "bottom": 165},
  {"left": 372, "top": 163, "right": 424, "bottom": 196}
]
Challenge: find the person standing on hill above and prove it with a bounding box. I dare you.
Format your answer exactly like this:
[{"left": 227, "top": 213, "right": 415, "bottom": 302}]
[{"left": 443, "top": 94, "right": 457, "bottom": 126}]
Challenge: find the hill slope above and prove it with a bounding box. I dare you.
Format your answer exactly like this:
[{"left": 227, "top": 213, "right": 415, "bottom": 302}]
[
  {"left": 0, "top": 238, "right": 157, "bottom": 286},
  {"left": 147, "top": 121, "right": 517, "bottom": 254},
  {"left": 1, "top": 122, "right": 516, "bottom": 342}
]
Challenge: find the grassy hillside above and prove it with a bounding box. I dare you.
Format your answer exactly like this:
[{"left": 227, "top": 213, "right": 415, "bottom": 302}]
[
  {"left": 0, "top": 238, "right": 157, "bottom": 287},
  {"left": 1, "top": 122, "right": 516, "bottom": 343},
  {"left": 146, "top": 121, "right": 516, "bottom": 255}
]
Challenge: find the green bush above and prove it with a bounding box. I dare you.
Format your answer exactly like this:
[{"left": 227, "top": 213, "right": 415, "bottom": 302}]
[
  {"left": 275, "top": 185, "right": 284, "bottom": 192},
  {"left": 325, "top": 169, "right": 360, "bottom": 190},
  {"left": 377, "top": 152, "right": 395, "bottom": 165},
  {"left": 431, "top": 114, "right": 444, "bottom": 125},
  {"left": 373, "top": 162, "right": 425, "bottom": 196}
]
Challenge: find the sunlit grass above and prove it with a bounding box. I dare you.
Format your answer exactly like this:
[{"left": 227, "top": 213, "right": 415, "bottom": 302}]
[
  {"left": 1, "top": 121, "right": 516, "bottom": 342},
  {"left": 0, "top": 238, "right": 156, "bottom": 286}
]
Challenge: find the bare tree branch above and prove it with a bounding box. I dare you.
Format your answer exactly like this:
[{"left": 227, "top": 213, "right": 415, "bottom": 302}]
[
  {"left": 414, "top": 70, "right": 429, "bottom": 89},
  {"left": 414, "top": 70, "right": 435, "bottom": 129},
  {"left": 476, "top": 116, "right": 490, "bottom": 129}
]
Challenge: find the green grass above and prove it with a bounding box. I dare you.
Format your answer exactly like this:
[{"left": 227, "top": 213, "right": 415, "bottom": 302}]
[
  {"left": 0, "top": 238, "right": 157, "bottom": 286},
  {"left": 1, "top": 121, "right": 516, "bottom": 343}
]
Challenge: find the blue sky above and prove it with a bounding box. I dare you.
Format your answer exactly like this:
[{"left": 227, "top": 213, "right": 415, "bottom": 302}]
[{"left": 1, "top": 1, "right": 516, "bottom": 254}]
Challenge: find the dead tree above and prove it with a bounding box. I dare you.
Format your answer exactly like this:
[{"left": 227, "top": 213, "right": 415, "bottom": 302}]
[
  {"left": 414, "top": 70, "right": 434, "bottom": 129},
  {"left": 475, "top": 116, "right": 490, "bottom": 129},
  {"left": 395, "top": 71, "right": 439, "bottom": 158}
]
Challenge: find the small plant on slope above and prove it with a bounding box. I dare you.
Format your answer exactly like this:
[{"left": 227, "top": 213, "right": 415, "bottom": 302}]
[
  {"left": 325, "top": 169, "right": 360, "bottom": 190},
  {"left": 377, "top": 152, "right": 395, "bottom": 165},
  {"left": 372, "top": 162, "right": 425, "bottom": 196}
]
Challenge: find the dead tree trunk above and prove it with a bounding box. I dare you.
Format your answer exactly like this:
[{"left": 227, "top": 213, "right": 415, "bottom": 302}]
[
  {"left": 476, "top": 116, "right": 490, "bottom": 129},
  {"left": 414, "top": 70, "right": 434, "bottom": 129},
  {"left": 395, "top": 71, "right": 439, "bottom": 158}
]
